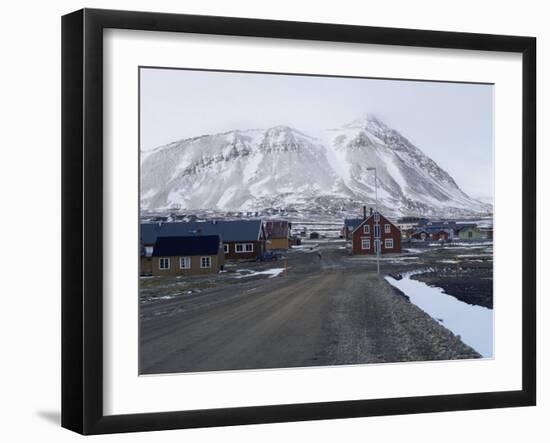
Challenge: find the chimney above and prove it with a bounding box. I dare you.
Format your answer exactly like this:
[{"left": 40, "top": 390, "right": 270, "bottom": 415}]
[
  {"left": 363, "top": 205, "right": 367, "bottom": 219},
  {"left": 370, "top": 207, "right": 373, "bottom": 216}
]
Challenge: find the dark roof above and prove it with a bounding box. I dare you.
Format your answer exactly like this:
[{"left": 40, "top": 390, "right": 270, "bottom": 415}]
[
  {"left": 265, "top": 220, "right": 289, "bottom": 239},
  {"left": 344, "top": 218, "right": 364, "bottom": 230},
  {"left": 141, "top": 220, "right": 263, "bottom": 245},
  {"left": 152, "top": 235, "right": 220, "bottom": 257},
  {"left": 397, "top": 217, "right": 429, "bottom": 224},
  {"left": 424, "top": 227, "right": 451, "bottom": 234}
]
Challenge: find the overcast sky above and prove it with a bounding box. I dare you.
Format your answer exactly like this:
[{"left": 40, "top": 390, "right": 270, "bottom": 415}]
[{"left": 140, "top": 67, "right": 493, "bottom": 199}]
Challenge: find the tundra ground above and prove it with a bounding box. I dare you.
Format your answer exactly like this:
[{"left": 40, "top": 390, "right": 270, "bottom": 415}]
[{"left": 139, "top": 239, "right": 491, "bottom": 374}]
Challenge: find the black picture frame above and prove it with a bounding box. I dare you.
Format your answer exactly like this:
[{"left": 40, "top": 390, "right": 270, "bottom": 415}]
[{"left": 62, "top": 8, "right": 536, "bottom": 435}]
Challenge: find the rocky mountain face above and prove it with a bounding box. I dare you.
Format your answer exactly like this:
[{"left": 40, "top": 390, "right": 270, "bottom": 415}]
[{"left": 140, "top": 115, "right": 491, "bottom": 218}]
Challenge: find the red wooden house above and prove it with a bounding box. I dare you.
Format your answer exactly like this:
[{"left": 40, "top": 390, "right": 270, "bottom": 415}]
[{"left": 351, "top": 211, "right": 402, "bottom": 255}]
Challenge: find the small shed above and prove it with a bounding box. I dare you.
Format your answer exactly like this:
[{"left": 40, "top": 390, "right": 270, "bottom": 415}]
[{"left": 265, "top": 220, "right": 291, "bottom": 250}]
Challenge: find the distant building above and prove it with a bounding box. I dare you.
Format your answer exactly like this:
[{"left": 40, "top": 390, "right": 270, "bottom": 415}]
[
  {"left": 411, "top": 227, "right": 452, "bottom": 241},
  {"left": 396, "top": 216, "right": 430, "bottom": 231},
  {"left": 141, "top": 220, "right": 266, "bottom": 261},
  {"left": 151, "top": 235, "right": 224, "bottom": 276},
  {"left": 429, "top": 229, "right": 450, "bottom": 242},
  {"left": 265, "top": 220, "right": 291, "bottom": 250},
  {"left": 309, "top": 232, "right": 320, "bottom": 240},
  {"left": 351, "top": 211, "right": 402, "bottom": 255},
  {"left": 411, "top": 228, "right": 429, "bottom": 241},
  {"left": 342, "top": 218, "right": 364, "bottom": 240},
  {"left": 456, "top": 225, "right": 483, "bottom": 240}
]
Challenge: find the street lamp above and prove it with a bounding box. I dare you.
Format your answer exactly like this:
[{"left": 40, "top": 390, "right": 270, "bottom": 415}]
[
  {"left": 366, "top": 167, "right": 378, "bottom": 210},
  {"left": 366, "top": 167, "right": 380, "bottom": 275}
]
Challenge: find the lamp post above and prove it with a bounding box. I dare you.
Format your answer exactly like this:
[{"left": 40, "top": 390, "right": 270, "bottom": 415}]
[{"left": 366, "top": 167, "right": 380, "bottom": 275}]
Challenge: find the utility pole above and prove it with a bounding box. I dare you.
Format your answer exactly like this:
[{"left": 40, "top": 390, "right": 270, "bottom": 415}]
[{"left": 367, "top": 167, "right": 380, "bottom": 275}]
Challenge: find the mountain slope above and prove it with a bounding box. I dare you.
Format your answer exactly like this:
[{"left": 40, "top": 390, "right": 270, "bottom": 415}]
[
  {"left": 140, "top": 116, "right": 491, "bottom": 217},
  {"left": 322, "top": 115, "right": 489, "bottom": 215},
  {"left": 141, "top": 126, "right": 340, "bottom": 211}
]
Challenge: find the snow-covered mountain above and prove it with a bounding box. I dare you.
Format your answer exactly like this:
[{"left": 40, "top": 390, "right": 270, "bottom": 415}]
[{"left": 140, "top": 115, "right": 491, "bottom": 217}]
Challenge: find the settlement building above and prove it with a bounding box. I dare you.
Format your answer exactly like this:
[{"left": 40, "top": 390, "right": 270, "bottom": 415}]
[
  {"left": 265, "top": 220, "right": 291, "bottom": 250},
  {"left": 342, "top": 218, "right": 364, "bottom": 240},
  {"left": 151, "top": 235, "right": 224, "bottom": 276},
  {"left": 351, "top": 211, "right": 402, "bottom": 255},
  {"left": 141, "top": 220, "right": 266, "bottom": 262},
  {"left": 411, "top": 227, "right": 452, "bottom": 241},
  {"left": 455, "top": 225, "right": 483, "bottom": 240},
  {"left": 396, "top": 216, "right": 429, "bottom": 231},
  {"left": 140, "top": 242, "right": 153, "bottom": 276}
]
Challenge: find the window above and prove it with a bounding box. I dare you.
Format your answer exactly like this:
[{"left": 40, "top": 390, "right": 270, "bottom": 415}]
[
  {"left": 468, "top": 231, "right": 473, "bottom": 238},
  {"left": 384, "top": 224, "right": 391, "bottom": 233},
  {"left": 236, "top": 243, "right": 253, "bottom": 253},
  {"left": 158, "top": 258, "right": 170, "bottom": 270},
  {"left": 374, "top": 224, "right": 380, "bottom": 238},
  {"left": 200, "top": 256, "right": 211, "bottom": 268},
  {"left": 223, "top": 243, "right": 229, "bottom": 254},
  {"left": 385, "top": 238, "right": 394, "bottom": 249},
  {"left": 363, "top": 224, "right": 370, "bottom": 234},
  {"left": 361, "top": 238, "right": 370, "bottom": 250},
  {"left": 179, "top": 257, "right": 191, "bottom": 269}
]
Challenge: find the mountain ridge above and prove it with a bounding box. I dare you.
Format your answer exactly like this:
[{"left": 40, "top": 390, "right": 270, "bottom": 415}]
[{"left": 140, "top": 116, "right": 491, "bottom": 218}]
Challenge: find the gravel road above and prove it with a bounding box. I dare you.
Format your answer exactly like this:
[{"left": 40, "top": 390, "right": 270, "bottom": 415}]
[{"left": 140, "top": 243, "right": 480, "bottom": 374}]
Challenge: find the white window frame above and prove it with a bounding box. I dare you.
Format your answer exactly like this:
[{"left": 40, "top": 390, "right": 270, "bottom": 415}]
[
  {"left": 223, "top": 243, "right": 229, "bottom": 254},
  {"left": 363, "top": 224, "right": 370, "bottom": 234},
  {"left": 200, "top": 256, "right": 212, "bottom": 268},
  {"left": 158, "top": 257, "right": 170, "bottom": 270},
  {"left": 384, "top": 223, "right": 391, "bottom": 233},
  {"left": 235, "top": 243, "right": 244, "bottom": 253},
  {"left": 179, "top": 256, "right": 191, "bottom": 269},
  {"left": 361, "top": 238, "right": 370, "bottom": 250},
  {"left": 385, "top": 238, "right": 394, "bottom": 249},
  {"left": 245, "top": 243, "right": 254, "bottom": 252}
]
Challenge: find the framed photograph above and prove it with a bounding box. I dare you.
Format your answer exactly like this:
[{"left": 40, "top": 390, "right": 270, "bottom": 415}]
[{"left": 62, "top": 8, "right": 536, "bottom": 435}]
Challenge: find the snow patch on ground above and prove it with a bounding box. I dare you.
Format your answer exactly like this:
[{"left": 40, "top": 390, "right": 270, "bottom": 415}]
[
  {"left": 385, "top": 270, "right": 493, "bottom": 358},
  {"left": 235, "top": 268, "right": 286, "bottom": 279}
]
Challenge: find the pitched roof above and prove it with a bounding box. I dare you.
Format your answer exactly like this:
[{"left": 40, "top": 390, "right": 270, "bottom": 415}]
[
  {"left": 351, "top": 212, "right": 400, "bottom": 235},
  {"left": 344, "top": 218, "right": 364, "bottom": 230},
  {"left": 141, "top": 220, "right": 263, "bottom": 245},
  {"left": 455, "top": 224, "right": 478, "bottom": 233},
  {"left": 152, "top": 235, "right": 220, "bottom": 257},
  {"left": 265, "top": 220, "right": 289, "bottom": 239}
]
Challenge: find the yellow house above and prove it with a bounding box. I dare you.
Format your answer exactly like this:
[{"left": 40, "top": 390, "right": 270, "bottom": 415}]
[
  {"left": 152, "top": 235, "right": 224, "bottom": 276},
  {"left": 265, "top": 220, "right": 290, "bottom": 250}
]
